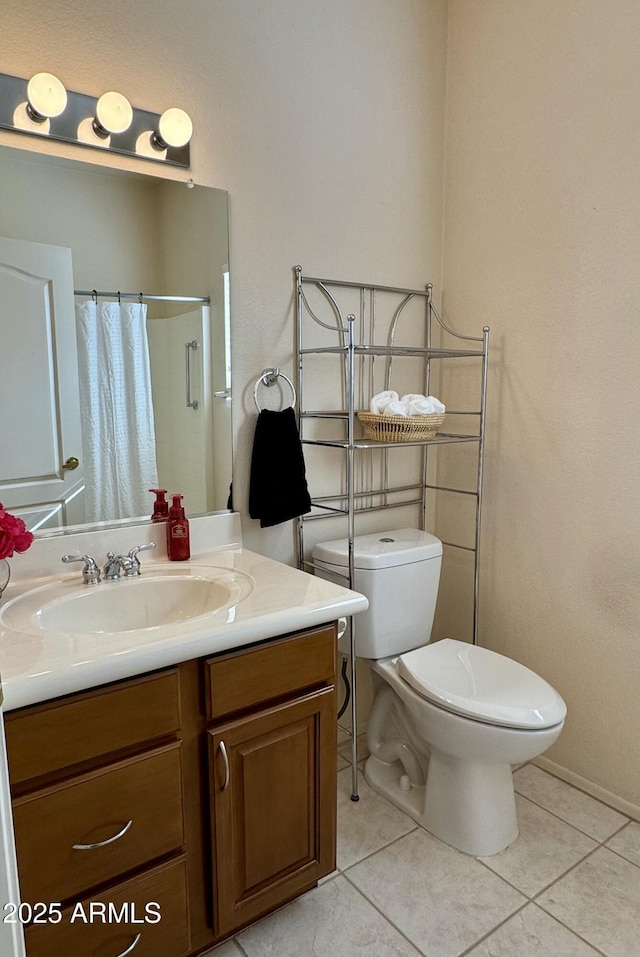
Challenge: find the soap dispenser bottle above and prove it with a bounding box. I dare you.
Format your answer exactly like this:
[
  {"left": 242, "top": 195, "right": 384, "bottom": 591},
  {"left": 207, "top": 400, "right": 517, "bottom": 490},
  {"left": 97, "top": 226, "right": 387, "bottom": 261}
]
[
  {"left": 167, "top": 494, "right": 190, "bottom": 561},
  {"left": 149, "top": 488, "right": 169, "bottom": 522}
]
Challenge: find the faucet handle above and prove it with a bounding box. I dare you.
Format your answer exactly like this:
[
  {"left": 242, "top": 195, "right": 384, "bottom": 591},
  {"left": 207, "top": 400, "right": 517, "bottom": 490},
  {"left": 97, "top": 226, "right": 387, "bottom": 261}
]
[
  {"left": 126, "top": 541, "right": 157, "bottom": 575},
  {"left": 61, "top": 554, "right": 101, "bottom": 585}
]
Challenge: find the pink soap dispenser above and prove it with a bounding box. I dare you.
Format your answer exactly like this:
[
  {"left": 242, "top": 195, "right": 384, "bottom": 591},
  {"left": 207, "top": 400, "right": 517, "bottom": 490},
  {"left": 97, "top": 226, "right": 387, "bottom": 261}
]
[
  {"left": 166, "top": 494, "right": 190, "bottom": 561},
  {"left": 149, "top": 488, "right": 169, "bottom": 522}
]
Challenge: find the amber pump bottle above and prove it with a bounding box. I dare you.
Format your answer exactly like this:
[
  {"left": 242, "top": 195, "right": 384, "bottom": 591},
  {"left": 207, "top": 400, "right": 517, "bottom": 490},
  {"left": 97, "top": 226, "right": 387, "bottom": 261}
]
[{"left": 166, "top": 494, "right": 190, "bottom": 560}]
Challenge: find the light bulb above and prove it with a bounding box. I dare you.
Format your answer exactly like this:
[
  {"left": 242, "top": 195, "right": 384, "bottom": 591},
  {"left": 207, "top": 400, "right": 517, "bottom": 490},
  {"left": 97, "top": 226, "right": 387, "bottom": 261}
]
[
  {"left": 26, "top": 72, "right": 67, "bottom": 122},
  {"left": 93, "top": 91, "right": 133, "bottom": 137},
  {"left": 77, "top": 116, "right": 111, "bottom": 148},
  {"left": 153, "top": 107, "right": 193, "bottom": 149},
  {"left": 135, "top": 130, "right": 164, "bottom": 159}
]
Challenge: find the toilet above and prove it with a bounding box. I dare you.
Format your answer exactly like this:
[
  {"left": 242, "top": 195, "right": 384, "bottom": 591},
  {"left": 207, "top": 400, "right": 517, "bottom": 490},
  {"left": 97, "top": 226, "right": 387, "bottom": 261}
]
[{"left": 313, "top": 528, "right": 566, "bottom": 856}]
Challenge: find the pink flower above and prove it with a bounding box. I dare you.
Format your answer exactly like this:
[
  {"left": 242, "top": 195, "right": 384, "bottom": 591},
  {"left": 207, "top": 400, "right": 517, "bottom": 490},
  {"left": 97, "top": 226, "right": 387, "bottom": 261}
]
[{"left": 0, "top": 503, "right": 34, "bottom": 561}]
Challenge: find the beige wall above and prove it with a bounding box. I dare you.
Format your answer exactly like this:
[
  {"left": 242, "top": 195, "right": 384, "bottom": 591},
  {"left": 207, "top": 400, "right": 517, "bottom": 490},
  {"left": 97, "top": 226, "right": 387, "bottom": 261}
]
[
  {"left": 440, "top": 0, "right": 640, "bottom": 809},
  {"left": 0, "top": 150, "right": 162, "bottom": 290}
]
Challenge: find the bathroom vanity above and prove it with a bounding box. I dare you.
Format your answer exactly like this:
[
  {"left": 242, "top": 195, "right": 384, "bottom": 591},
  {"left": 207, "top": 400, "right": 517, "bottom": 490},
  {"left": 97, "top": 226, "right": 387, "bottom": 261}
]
[{"left": 0, "top": 514, "right": 367, "bottom": 957}]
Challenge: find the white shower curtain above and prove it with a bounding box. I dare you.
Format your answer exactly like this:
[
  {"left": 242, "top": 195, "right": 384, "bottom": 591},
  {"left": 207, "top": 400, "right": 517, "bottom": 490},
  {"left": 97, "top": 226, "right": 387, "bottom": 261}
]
[{"left": 75, "top": 300, "right": 159, "bottom": 523}]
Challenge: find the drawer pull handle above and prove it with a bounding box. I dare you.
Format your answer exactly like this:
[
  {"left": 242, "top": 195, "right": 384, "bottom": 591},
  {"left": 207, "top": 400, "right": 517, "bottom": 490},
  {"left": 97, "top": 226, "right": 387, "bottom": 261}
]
[
  {"left": 114, "top": 932, "right": 142, "bottom": 957},
  {"left": 72, "top": 819, "right": 133, "bottom": 850},
  {"left": 219, "top": 740, "right": 230, "bottom": 791}
]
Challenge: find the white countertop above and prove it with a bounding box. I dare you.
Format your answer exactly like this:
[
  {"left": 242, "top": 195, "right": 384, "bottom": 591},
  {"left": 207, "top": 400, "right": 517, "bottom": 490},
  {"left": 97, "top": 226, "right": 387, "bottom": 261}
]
[{"left": 0, "top": 515, "right": 368, "bottom": 711}]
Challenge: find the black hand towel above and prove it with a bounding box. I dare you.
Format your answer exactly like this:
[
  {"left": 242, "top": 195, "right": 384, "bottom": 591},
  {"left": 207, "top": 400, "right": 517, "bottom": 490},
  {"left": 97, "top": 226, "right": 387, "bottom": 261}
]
[{"left": 249, "top": 407, "right": 312, "bottom": 528}]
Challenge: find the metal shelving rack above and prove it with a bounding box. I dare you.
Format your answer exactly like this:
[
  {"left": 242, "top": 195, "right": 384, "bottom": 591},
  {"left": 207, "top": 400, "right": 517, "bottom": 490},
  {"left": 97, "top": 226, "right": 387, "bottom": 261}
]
[{"left": 294, "top": 266, "right": 490, "bottom": 800}]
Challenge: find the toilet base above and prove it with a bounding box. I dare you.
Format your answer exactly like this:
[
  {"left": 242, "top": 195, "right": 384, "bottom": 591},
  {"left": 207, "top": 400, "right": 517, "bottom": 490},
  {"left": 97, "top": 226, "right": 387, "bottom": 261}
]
[{"left": 364, "top": 750, "right": 518, "bottom": 857}]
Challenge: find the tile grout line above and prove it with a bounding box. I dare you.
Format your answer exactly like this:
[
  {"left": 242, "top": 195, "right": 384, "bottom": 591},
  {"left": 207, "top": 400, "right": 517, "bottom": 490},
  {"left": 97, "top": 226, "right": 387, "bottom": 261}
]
[
  {"left": 338, "top": 820, "right": 421, "bottom": 873},
  {"left": 529, "top": 840, "right": 608, "bottom": 904},
  {"left": 528, "top": 901, "right": 611, "bottom": 957},
  {"left": 455, "top": 898, "right": 612, "bottom": 957},
  {"left": 340, "top": 793, "right": 634, "bottom": 957},
  {"left": 513, "top": 785, "right": 631, "bottom": 844},
  {"left": 529, "top": 761, "right": 640, "bottom": 822},
  {"left": 473, "top": 822, "right": 601, "bottom": 904},
  {"left": 340, "top": 826, "right": 531, "bottom": 957},
  {"left": 600, "top": 841, "right": 640, "bottom": 870},
  {"left": 339, "top": 868, "right": 429, "bottom": 957},
  {"left": 454, "top": 898, "right": 530, "bottom": 957},
  {"left": 529, "top": 830, "right": 640, "bottom": 946},
  {"left": 223, "top": 824, "right": 626, "bottom": 957}
]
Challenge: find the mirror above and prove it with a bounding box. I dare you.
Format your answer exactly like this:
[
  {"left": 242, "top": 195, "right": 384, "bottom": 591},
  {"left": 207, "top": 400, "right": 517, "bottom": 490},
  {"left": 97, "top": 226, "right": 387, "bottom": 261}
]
[{"left": 0, "top": 145, "right": 232, "bottom": 535}]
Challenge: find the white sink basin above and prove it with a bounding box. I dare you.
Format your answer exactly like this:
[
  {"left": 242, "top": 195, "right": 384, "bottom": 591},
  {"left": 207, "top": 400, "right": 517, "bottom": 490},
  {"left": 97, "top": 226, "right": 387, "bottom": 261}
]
[{"left": 0, "top": 565, "right": 254, "bottom": 636}]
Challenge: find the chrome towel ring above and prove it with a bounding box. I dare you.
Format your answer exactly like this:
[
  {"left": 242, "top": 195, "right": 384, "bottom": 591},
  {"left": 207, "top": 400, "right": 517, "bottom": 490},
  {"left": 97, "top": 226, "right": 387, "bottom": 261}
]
[{"left": 253, "top": 368, "right": 297, "bottom": 412}]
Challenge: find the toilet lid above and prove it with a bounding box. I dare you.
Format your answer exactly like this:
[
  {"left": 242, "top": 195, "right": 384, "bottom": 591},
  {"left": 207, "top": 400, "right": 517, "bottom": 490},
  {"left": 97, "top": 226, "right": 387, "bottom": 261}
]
[{"left": 397, "top": 638, "right": 567, "bottom": 729}]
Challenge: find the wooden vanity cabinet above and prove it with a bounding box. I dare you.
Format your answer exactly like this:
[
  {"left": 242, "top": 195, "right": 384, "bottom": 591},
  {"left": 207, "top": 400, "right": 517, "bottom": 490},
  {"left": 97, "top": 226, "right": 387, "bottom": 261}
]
[
  {"left": 4, "top": 668, "right": 191, "bottom": 957},
  {"left": 3, "top": 622, "right": 338, "bottom": 956},
  {"left": 205, "top": 624, "right": 337, "bottom": 938}
]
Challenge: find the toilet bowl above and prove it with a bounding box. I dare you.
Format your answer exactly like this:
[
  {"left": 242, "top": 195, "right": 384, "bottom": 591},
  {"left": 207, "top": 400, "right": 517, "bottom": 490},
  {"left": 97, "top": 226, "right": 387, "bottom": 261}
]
[{"left": 313, "top": 529, "right": 567, "bottom": 857}]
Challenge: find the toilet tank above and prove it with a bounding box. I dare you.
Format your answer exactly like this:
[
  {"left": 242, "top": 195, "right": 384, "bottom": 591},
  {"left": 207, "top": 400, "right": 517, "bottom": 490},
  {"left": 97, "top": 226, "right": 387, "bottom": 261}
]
[{"left": 313, "top": 528, "right": 442, "bottom": 658}]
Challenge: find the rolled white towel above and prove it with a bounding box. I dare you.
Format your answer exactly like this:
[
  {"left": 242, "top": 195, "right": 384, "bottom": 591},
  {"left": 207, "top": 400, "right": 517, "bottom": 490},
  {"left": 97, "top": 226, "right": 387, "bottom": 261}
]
[
  {"left": 426, "top": 395, "right": 445, "bottom": 414},
  {"left": 369, "top": 390, "right": 399, "bottom": 414},
  {"left": 400, "top": 393, "right": 427, "bottom": 405},
  {"left": 383, "top": 399, "right": 409, "bottom": 417},
  {"left": 408, "top": 397, "right": 437, "bottom": 415}
]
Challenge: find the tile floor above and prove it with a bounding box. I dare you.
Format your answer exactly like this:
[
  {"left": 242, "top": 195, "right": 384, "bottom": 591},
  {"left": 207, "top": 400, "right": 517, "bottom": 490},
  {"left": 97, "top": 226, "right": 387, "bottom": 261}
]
[{"left": 206, "top": 737, "right": 640, "bottom": 957}]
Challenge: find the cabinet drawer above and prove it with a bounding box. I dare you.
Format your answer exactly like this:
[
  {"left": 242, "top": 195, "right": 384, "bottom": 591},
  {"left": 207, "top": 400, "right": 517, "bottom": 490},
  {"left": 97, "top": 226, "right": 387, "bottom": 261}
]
[
  {"left": 5, "top": 668, "right": 180, "bottom": 787},
  {"left": 25, "top": 854, "right": 190, "bottom": 957},
  {"left": 13, "top": 741, "right": 184, "bottom": 905},
  {"left": 204, "top": 623, "right": 336, "bottom": 721}
]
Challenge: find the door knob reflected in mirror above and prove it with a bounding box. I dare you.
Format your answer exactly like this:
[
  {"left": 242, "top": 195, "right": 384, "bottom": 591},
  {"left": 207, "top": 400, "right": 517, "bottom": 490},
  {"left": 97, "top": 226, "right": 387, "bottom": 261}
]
[{"left": 62, "top": 456, "right": 80, "bottom": 471}]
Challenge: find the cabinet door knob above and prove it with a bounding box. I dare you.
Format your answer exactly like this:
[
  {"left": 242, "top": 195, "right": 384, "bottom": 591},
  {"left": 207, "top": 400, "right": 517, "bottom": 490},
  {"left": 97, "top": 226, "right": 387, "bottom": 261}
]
[
  {"left": 219, "top": 740, "right": 230, "bottom": 792},
  {"left": 72, "top": 818, "right": 133, "bottom": 850}
]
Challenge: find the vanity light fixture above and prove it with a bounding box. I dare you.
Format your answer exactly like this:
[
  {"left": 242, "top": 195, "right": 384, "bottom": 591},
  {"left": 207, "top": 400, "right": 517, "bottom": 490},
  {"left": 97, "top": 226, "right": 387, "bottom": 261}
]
[
  {"left": 0, "top": 71, "right": 192, "bottom": 169},
  {"left": 136, "top": 107, "right": 193, "bottom": 161},
  {"left": 12, "top": 71, "right": 68, "bottom": 135},
  {"left": 26, "top": 72, "right": 68, "bottom": 123},
  {"left": 153, "top": 108, "right": 193, "bottom": 150},
  {"left": 77, "top": 91, "right": 134, "bottom": 148},
  {"left": 93, "top": 91, "right": 134, "bottom": 137}
]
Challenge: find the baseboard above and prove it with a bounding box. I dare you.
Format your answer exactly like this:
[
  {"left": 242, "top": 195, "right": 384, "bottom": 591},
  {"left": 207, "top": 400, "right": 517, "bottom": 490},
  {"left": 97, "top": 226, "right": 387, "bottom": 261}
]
[{"left": 534, "top": 756, "right": 640, "bottom": 823}]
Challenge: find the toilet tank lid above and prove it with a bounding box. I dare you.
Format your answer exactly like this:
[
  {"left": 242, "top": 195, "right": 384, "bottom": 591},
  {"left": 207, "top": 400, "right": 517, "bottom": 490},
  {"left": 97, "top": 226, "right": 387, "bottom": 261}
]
[{"left": 312, "top": 528, "right": 442, "bottom": 569}]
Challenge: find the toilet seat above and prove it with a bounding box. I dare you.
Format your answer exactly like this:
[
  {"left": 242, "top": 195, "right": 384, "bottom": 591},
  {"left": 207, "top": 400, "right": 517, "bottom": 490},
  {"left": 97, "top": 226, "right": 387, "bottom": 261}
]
[{"left": 397, "top": 638, "right": 566, "bottom": 729}]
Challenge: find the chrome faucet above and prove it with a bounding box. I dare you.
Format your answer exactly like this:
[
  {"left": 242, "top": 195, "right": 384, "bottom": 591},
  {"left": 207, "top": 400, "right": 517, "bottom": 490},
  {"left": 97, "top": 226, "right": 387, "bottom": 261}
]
[
  {"left": 62, "top": 542, "right": 157, "bottom": 584},
  {"left": 61, "top": 554, "right": 101, "bottom": 585},
  {"left": 104, "top": 542, "right": 157, "bottom": 580},
  {"left": 103, "top": 552, "right": 133, "bottom": 580}
]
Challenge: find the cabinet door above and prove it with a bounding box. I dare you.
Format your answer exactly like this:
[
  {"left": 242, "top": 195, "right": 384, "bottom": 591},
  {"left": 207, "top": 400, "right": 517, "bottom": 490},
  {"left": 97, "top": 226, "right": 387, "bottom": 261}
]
[{"left": 208, "top": 687, "right": 336, "bottom": 937}]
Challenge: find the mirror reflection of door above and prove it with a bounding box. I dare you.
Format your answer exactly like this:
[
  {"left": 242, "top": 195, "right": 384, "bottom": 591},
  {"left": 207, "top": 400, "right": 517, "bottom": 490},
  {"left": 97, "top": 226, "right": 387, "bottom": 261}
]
[
  {"left": 0, "top": 237, "right": 85, "bottom": 530},
  {"left": 147, "top": 307, "right": 212, "bottom": 514}
]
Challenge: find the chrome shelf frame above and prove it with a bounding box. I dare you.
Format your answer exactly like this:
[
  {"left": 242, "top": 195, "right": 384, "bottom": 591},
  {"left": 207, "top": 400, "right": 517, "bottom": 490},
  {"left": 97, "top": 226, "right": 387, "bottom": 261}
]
[
  {"left": 293, "top": 265, "right": 490, "bottom": 801},
  {"left": 301, "top": 433, "right": 480, "bottom": 450}
]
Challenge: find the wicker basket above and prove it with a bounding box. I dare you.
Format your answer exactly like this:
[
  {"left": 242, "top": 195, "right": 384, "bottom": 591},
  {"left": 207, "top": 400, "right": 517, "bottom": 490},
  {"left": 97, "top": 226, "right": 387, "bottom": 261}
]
[{"left": 357, "top": 411, "right": 445, "bottom": 442}]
